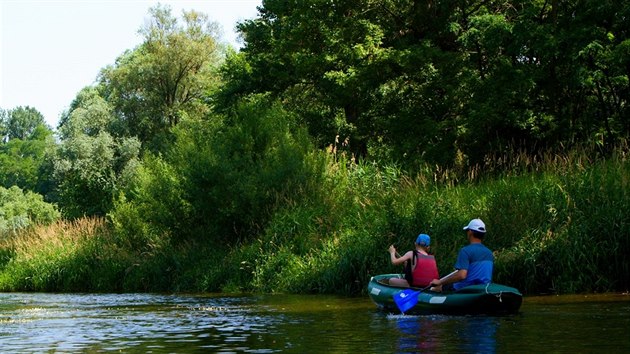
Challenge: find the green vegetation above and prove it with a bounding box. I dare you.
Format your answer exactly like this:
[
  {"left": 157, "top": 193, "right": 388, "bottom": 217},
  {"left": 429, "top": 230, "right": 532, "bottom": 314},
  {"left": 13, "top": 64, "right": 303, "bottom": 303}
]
[
  {"left": 0, "top": 185, "right": 60, "bottom": 237},
  {"left": 0, "top": 143, "right": 627, "bottom": 295},
  {"left": 0, "top": 106, "right": 56, "bottom": 196},
  {"left": 0, "top": 2, "right": 629, "bottom": 295}
]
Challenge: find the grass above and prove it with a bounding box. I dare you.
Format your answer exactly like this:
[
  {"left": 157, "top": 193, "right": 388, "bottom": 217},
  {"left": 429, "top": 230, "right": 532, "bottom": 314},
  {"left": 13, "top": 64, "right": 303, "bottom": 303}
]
[
  {"left": 237, "top": 143, "right": 629, "bottom": 295},
  {"left": 0, "top": 143, "right": 627, "bottom": 295},
  {"left": 0, "top": 218, "right": 117, "bottom": 291}
]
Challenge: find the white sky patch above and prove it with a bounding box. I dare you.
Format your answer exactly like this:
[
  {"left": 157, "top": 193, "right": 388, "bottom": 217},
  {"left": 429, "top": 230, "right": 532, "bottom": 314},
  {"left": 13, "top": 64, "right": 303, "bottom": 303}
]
[{"left": 0, "top": 0, "right": 261, "bottom": 128}]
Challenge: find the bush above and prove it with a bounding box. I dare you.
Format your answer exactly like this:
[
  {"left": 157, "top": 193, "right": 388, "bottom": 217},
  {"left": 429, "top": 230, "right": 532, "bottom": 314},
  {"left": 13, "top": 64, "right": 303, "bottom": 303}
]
[
  {"left": 0, "top": 185, "right": 60, "bottom": 237},
  {"left": 112, "top": 95, "right": 325, "bottom": 244}
]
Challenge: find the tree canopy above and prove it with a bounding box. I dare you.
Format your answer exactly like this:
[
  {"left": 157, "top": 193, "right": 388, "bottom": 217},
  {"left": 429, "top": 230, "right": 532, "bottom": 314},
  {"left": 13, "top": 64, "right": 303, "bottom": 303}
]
[
  {"left": 0, "top": 106, "right": 47, "bottom": 141},
  {"left": 5, "top": 1, "right": 630, "bottom": 225},
  {"left": 223, "top": 0, "right": 630, "bottom": 168},
  {"left": 0, "top": 107, "right": 55, "bottom": 195},
  {"left": 97, "top": 4, "right": 223, "bottom": 151},
  {"left": 52, "top": 5, "right": 223, "bottom": 218}
]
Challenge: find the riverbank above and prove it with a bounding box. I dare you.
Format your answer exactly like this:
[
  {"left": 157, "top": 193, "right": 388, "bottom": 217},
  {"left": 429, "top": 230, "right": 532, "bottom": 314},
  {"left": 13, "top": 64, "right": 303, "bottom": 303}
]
[{"left": 0, "top": 146, "right": 628, "bottom": 295}]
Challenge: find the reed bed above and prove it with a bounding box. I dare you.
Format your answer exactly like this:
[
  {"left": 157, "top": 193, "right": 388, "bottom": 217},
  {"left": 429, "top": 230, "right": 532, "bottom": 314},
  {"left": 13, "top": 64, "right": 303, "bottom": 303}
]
[
  {"left": 238, "top": 143, "right": 629, "bottom": 295},
  {"left": 0, "top": 143, "right": 627, "bottom": 295},
  {"left": 0, "top": 217, "right": 157, "bottom": 292}
]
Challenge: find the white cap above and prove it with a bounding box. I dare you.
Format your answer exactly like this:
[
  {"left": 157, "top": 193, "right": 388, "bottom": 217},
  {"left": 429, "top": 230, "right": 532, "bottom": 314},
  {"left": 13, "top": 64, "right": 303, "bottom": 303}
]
[{"left": 463, "top": 218, "right": 486, "bottom": 233}]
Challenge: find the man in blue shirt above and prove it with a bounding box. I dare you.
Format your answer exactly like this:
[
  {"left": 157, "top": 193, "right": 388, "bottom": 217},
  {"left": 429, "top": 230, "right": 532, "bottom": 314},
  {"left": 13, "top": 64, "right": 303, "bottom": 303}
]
[{"left": 430, "top": 218, "right": 493, "bottom": 291}]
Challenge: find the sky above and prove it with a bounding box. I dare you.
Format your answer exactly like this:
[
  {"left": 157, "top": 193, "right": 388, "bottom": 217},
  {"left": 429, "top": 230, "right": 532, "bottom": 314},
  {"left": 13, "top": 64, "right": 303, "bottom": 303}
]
[{"left": 0, "top": 0, "right": 262, "bottom": 128}]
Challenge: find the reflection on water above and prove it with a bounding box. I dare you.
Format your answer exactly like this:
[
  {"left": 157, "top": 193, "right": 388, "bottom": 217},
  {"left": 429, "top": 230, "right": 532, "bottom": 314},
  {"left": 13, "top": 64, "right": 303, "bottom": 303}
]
[
  {"left": 390, "top": 314, "right": 499, "bottom": 353},
  {"left": 0, "top": 292, "right": 629, "bottom": 352},
  {"left": 393, "top": 314, "right": 443, "bottom": 352}
]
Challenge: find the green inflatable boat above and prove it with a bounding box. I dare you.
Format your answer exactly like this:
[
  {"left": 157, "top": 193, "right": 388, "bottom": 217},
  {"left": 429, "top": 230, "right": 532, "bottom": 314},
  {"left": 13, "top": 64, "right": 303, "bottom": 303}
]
[{"left": 368, "top": 274, "right": 523, "bottom": 315}]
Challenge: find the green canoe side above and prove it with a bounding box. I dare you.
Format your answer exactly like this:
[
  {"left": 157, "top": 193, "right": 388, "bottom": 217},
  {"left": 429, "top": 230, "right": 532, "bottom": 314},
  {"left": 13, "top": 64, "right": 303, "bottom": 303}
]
[{"left": 368, "top": 274, "right": 523, "bottom": 315}]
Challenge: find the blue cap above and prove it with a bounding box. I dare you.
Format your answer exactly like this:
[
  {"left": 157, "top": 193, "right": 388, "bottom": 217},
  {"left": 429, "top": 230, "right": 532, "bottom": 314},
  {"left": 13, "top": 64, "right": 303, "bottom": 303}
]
[{"left": 416, "top": 233, "right": 431, "bottom": 246}]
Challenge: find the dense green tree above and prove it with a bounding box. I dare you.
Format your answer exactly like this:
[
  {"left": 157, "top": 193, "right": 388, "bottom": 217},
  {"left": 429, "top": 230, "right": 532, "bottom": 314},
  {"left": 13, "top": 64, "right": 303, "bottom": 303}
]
[
  {"left": 226, "top": 0, "right": 630, "bottom": 169},
  {"left": 232, "top": 0, "right": 389, "bottom": 157},
  {"left": 98, "top": 4, "right": 223, "bottom": 151},
  {"left": 53, "top": 87, "right": 141, "bottom": 218},
  {"left": 229, "top": 0, "right": 483, "bottom": 162},
  {"left": 111, "top": 96, "right": 322, "bottom": 242},
  {"left": 57, "top": 86, "right": 122, "bottom": 139},
  {"left": 54, "top": 5, "right": 225, "bottom": 217},
  {"left": 0, "top": 106, "right": 47, "bottom": 140},
  {"left": 0, "top": 107, "right": 56, "bottom": 195}
]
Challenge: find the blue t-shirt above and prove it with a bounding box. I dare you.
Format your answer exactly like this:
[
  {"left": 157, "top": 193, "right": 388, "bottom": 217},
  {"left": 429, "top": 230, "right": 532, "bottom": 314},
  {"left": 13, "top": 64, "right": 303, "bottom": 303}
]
[{"left": 453, "top": 243, "right": 494, "bottom": 290}]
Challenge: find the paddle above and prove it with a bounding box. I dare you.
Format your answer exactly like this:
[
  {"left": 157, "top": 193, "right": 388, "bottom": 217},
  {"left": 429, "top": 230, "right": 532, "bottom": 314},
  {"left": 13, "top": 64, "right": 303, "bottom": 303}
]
[{"left": 393, "top": 270, "right": 459, "bottom": 314}]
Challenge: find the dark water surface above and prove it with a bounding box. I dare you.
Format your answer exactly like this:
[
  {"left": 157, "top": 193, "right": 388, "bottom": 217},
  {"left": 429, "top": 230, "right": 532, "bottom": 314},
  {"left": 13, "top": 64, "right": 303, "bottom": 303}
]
[{"left": 1, "top": 292, "right": 629, "bottom": 352}]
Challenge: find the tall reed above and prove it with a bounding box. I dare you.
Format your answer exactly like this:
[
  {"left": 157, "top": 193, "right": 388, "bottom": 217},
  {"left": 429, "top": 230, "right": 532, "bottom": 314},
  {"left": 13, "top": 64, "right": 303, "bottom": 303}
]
[
  {"left": 235, "top": 143, "right": 629, "bottom": 295},
  {"left": 0, "top": 143, "right": 626, "bottom": 295}
]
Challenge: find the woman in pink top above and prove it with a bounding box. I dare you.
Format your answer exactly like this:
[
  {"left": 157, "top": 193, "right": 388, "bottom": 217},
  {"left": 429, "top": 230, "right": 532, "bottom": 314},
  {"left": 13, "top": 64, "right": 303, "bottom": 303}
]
[{"left": 388, "top": 234, "right": 439, "bottom": 287}]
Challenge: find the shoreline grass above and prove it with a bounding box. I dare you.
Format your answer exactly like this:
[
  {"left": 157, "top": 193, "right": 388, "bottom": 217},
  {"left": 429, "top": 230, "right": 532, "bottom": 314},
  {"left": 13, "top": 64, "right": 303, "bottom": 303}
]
[{"left": 0, "top": 143, "right": 627, "bottom": 295}]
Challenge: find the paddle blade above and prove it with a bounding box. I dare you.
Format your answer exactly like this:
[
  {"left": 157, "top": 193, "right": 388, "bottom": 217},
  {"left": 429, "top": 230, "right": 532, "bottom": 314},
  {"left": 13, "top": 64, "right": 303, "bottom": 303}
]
[{"left": 393, "top": 289, "right": 420, "bottom": 313}]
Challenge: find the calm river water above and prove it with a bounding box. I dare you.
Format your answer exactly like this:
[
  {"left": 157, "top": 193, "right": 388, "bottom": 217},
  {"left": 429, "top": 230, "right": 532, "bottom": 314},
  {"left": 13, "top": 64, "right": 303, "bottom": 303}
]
[{"left": 1, "top": 292, "right": 629, "bottom": 353}]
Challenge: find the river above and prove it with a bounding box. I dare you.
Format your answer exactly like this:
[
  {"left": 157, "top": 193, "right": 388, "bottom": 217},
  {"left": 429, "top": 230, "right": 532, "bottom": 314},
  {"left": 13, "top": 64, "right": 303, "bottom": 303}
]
[{"left": 1, "top": 292, "right": 629, "bottom": 352}]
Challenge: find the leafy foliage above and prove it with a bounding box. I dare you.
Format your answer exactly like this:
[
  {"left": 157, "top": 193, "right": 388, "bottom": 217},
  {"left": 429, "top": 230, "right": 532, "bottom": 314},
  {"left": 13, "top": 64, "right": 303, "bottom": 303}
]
[
  {"left": 51, "top": 4, "right": 223, "bottom": 218},
  {"left": 111, "top": 96, "right": 324, "bottom": 242},
  {"left": 0, "top": 106, "right": 56, "bottom": 195},
  {"left": 2, "top": 1, "right": 629, "bottom": 296},
  {"left": 0, "top": 106, "right": 47, "bottom": 140},
  {"left": 53, "top": 88, "right": 141, "bottom": 218},
  {"left": 98, "top": 4, "right": 222, "bottom": 151},
  {"left": 0, "top": 185, "right": 60, "bottom": 237},
  {"left": 226, "top": 0, "right": 630, "bottom": 168}
]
